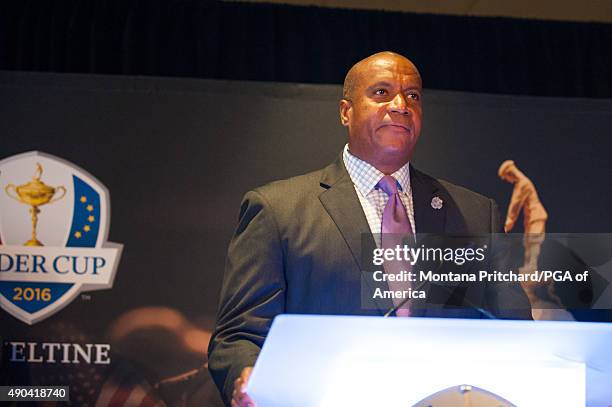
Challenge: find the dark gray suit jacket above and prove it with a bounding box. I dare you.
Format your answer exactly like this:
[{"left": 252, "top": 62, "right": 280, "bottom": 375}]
[{"left": 208, "top": 156, "right": 531, "bottom": 404}]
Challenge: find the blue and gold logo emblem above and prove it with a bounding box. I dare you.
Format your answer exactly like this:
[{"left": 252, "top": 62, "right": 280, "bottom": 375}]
[{"left": 0, "top": 151, "right": 122, "bottom": 324}]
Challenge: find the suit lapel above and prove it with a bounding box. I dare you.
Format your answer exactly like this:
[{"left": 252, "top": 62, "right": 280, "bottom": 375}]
[
  {"left": 318, "top": 156, "right": 392, "bottom": 314},
  {"left": 410, "top": 165, "right": 447, "bottom": 234},
  {"left": 411, "top": 166, "right": 480, "bottom": 317},
  {"left": 410, "top": 166, "right": 449, "bottom": 317}
]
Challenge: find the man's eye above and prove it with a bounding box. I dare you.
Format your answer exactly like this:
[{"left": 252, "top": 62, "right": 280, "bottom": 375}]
[
  {"left": 407, "top": 92, "right": 421, "bottom": 101},
  {"left": 374, "top": 89, "right": 387, "bottom": 96}
]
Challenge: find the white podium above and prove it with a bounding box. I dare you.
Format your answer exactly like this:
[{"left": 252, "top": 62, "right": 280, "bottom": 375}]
[{"left": 247, "top": 315, "right": 612, "bottom": 407}]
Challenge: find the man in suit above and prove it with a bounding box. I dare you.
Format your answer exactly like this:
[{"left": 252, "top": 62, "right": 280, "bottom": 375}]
[{"left": 208, "top": 51, "right": 531, "bottom": 406}]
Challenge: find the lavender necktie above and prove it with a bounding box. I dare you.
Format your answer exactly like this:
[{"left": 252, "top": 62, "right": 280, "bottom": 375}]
[{"left": 377, "top": 175, "right": 414, "bottom": 317}]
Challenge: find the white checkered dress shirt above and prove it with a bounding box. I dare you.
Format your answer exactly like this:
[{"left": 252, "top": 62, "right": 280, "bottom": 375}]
[{"left": 342, "top": 144, "right": 416, "bottom": 244}]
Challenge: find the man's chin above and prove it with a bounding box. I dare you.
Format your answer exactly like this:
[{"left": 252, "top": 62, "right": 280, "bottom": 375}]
[
  {"left": 374, "top": 137, "right": 416, "bottom": 156},
  {"left": 375, "top": 128, "right": 415, "bottom": 145},
  {"left": 374, "top": 144, "right": 414, "bottom": 162}
]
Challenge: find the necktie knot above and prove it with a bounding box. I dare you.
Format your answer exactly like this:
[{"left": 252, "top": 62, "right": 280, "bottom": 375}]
[{"left": 377, "top": 175, "right": 400, "bottom": 196}]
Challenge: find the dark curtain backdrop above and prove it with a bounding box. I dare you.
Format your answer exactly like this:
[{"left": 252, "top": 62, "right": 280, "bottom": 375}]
[{"left": 1, "top": 0, "right": 611, "bottom": 98}]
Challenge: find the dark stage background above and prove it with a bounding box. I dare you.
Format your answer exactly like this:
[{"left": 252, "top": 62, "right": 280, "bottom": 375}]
[
  {"left": 2, "top": 0, "right": 612, "bottom": 98},
  {"left": 1, "top": 69, "right": 611, "bottom": 404}
]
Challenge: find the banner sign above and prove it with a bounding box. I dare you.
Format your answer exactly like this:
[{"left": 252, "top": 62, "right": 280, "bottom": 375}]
[{"left": 0, "top": 151, "right": 123, "bottom": 325}]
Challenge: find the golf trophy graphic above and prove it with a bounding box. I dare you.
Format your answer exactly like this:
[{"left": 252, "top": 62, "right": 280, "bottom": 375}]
[{"left": 5, "top": 163, "right": 66, "bottom": 246}]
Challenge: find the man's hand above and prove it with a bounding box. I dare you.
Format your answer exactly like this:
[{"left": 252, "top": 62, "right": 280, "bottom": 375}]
[{"left": 231, "top": 366, "right": 256, "bottom": 407}]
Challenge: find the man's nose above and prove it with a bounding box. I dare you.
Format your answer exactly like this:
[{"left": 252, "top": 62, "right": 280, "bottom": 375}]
[{"left": 388, "top": 93, "right": 411, "bottom": 115}]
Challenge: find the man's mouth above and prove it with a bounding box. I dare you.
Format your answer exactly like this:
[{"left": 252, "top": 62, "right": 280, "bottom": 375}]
[{"left": 378, "top": 123, "right": 411, "bottom": 133}]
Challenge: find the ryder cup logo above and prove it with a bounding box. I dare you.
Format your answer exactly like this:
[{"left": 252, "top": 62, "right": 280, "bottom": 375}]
[{"left": 0, "top": 151, "right": 122, "bottom": 324}]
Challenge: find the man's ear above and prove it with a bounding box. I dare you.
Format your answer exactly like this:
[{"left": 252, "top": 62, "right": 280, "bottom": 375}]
[{"left": 339, "top": 99, "right": 351, "bottom": 127}]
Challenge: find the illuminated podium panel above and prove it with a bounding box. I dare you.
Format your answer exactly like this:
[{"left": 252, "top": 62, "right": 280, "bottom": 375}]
[{"left": 247, "top": 315, "right": 612, "bottom": 407}]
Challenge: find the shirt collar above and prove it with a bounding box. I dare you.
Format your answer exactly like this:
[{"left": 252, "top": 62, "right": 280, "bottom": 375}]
[{"left": 342, "top": 144, "right": 411, "bottom": 196}]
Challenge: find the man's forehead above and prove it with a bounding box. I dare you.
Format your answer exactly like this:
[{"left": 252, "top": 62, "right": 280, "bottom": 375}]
[
  {"left": 357, "top": 58, "right": 421, "bottom": 86},
  {"left": 368, "top": 56, "right": 418, "bottom": 73}
]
